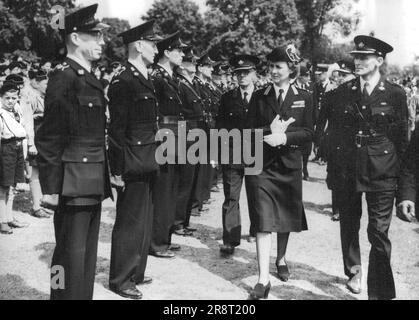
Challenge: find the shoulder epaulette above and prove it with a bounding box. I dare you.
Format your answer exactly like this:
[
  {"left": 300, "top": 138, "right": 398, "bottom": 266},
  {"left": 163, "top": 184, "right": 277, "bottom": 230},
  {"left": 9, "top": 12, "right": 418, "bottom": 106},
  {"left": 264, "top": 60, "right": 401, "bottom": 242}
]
[
  {"left": 113, "top": 66, "right": 126, "bottom": 78},
  {"left": 263, "top": 84, "right": 272, "bottom": 96},
  {"left": 54, "top": 62, "right": 70, "bottom": 72}
]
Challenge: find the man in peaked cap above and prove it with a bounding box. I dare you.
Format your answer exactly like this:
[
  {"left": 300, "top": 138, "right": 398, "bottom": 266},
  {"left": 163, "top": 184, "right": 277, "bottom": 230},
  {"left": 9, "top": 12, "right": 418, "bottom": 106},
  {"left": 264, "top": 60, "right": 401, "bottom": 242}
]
[
  {"left": 190, "top": 51, "right": 219, "bottom": 217},
  {"left": 320, "top": 35, "right": 407, "bottom": 299},
  {"left": 107, "top": 20, "right": 161, "bottom": 300},
  {"left": 35, "top": 3, "right": 112, "bottom": 300},
  {"left": 217, "top": 54, "right": 260, "bottom": 255},
  {"left": 150, "top": 31, "right": 190, "bottom": 254},
  {"left": 173, "top": 46, "right": 206, "bottom": 239}
]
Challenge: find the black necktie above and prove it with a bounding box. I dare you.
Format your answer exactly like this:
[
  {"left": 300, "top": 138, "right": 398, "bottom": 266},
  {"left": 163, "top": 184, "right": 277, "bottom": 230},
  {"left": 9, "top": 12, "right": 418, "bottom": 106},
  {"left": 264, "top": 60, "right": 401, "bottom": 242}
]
[
  {"left": 278, "top": 89, "right": 284, "bottom": 108},
  {"left": 243, "top": 91, "right": 249, "bottom": 104},
  {"left": 363, "top": 82, "right": 370, "bottom": 98}
]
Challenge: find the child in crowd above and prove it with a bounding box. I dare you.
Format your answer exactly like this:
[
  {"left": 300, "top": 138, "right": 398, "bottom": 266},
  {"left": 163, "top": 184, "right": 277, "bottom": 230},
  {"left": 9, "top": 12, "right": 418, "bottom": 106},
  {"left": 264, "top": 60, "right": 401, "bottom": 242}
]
[{"left": 0, "top": 81, "right": 29, "bottom": 234}]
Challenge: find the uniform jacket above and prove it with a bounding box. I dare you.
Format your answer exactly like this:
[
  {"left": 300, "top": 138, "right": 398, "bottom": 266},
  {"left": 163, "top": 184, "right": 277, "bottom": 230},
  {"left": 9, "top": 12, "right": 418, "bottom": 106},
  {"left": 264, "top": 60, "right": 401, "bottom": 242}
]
[
  {"left": 35, "top": 58, "right": 112, "bottom": 202},
  {"left": 246, "top": 83, "right": 314, "bottom": 170},
  {"left": 151, "top": 65, "right": 183, "bottom": 132},
  {"left": 108, "top": 62, "right": 160, "bottom": 179},
  {"left": 319, "top": 76, "right": 408, "bottom": 192},
  {"left": 177, "top": 74, "right": 205, "bottom": 129},
  {"left": 217, "top": 87, "right": 254, "bottom": 167},
  {"left": 193, "top": 76, "right": 218, "bottom": 129}
]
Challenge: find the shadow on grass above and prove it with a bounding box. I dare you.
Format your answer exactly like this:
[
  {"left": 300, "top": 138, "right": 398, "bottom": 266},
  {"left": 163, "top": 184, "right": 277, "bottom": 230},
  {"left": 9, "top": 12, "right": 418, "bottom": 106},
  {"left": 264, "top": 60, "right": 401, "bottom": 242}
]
[
  {"left": 0, "top": 274, "right": 49, "bottom": 300},
  {"left": 174, "top": 223, "right": 356, "bottom": 300}
]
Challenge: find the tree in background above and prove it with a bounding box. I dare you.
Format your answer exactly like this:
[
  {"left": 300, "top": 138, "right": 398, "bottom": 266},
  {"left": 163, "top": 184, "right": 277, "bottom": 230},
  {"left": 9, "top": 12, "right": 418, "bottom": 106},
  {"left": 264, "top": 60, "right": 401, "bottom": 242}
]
[
  {"left": 142, "top": 0, "right": 205, "bottom": 50},
  {"left": 204, "top": 0, "right": 303, "bottom": 59},
  {"left": 102, "top": 17, "right": 131, "bottom": 63},
  {"left": 294, "top": 0, "right": 360, "bottom": 64},
  {"left": 0, "top": 0, "right": 76, "bottom": 61}
]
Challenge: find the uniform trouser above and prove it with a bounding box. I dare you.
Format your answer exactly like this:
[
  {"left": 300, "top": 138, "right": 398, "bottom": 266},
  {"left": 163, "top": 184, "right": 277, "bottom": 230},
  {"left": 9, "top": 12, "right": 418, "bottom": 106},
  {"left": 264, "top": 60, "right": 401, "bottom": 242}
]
[
  {"left": 50, "top": 202, "right": 101, "bottom": 300},
  {"left": 175, "top": 163, "right": 198, "bottom": 229},
  {"left": 332, "top": 190, "right": 340, "bottom": 215},
  {"left": 191, "top": 164, "right": 212, "bottom": 211},
  {"left": 339, "top": 187, "right": 396, "bottom": 300},
  {"left": 150, "top": 165, "right": 179, "bottom": 253},
  {"left": 222, "top": 165, "right": 257, "bottom": 246},
  {"left": 302, "top": 143, "right": 312, "bottom": 177},
  {"left": 109, "top": 177, "right": 154, "bottom": 291}
]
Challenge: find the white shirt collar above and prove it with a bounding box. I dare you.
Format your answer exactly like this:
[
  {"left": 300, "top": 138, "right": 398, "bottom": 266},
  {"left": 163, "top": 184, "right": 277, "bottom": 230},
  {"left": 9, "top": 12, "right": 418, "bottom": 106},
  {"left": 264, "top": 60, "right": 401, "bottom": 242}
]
[
  {"left": 240, "top": 84, "right": 254, "bottom": 99},
  {"left": 158, "top": 63, "right": 173, "bottom": 78},
  {"left": 128, "top": 59, "right": 149, "bottom": 80},
  {"left": 360, "top": 71, "right": 381, "bottom": 95},
  {"left": 273, "top": 83, "right": 290, "bottom": 99},
  {"left": 66, "top": 55, "right": 92, "bottom": 73}
]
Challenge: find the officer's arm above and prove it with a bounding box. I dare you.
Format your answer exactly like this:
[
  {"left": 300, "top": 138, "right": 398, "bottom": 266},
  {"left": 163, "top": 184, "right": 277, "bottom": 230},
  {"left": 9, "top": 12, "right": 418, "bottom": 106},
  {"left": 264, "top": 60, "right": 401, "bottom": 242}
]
[
  {"left": 392, "top": 88, "right": 409, "bottom": 156},
  {"left": 284, "top": 93, "right": 314, "bottom": 146},
  {"left": 397, "top": 130, "right": 417, "bottom": 222},
  {"left": 397, "top": 129, "right": 417, "bottom": 204},
  {"left": 35, "top": 72, "right": 68, "bottom": 194},
  {"left": 314, "top": 91, "right": 330, "bottom": 145},
  {"left": 108, "top": 78, "right": 130, "bottom": 176}
]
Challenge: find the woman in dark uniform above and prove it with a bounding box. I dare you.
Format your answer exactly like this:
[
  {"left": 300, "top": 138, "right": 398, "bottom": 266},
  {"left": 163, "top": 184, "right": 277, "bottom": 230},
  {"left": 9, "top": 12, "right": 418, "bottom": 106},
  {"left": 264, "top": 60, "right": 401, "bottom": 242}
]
[{"left": 246, "top": 46, "right": 314, "bottom": 299}]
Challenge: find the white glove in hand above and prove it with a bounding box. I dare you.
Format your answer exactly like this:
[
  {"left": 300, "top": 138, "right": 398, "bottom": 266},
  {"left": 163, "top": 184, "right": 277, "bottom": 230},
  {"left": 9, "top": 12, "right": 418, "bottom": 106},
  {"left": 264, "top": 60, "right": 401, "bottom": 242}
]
[
  {"left": 264, "top": 133, "right": 287, "bottom": 147},
  {"left": 270, "top": 115, "right": 296, "bottom": 134}
]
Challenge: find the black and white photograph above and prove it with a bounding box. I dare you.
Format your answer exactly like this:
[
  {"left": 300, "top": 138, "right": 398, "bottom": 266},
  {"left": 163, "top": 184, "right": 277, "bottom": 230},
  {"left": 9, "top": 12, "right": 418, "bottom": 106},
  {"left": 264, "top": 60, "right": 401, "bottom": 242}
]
[{"left": 1, "top": 0, "right": 419, "bottom": 303}]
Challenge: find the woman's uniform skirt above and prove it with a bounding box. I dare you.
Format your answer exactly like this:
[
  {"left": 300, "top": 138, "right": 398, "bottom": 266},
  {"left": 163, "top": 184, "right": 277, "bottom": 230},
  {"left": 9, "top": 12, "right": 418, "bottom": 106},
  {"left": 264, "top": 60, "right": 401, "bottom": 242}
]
[{"left": 246, "top": 159, "right": 308, "bottom": 233}]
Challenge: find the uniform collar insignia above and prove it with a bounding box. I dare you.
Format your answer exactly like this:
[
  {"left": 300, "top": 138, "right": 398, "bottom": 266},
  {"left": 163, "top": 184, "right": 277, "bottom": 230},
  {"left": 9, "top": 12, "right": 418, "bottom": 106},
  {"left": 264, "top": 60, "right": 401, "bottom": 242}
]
[
  {"left": 78, "top": 69, "right": 85, "bottom": 76},
  {"left": 134, "top": 72, "right": 139, "bottom": 77},
  {"left": 379, "top": 82, "right": 385, "bottom": 91},
  {"left": 264, "top": 85, "right": 272, "bottom": 96}
]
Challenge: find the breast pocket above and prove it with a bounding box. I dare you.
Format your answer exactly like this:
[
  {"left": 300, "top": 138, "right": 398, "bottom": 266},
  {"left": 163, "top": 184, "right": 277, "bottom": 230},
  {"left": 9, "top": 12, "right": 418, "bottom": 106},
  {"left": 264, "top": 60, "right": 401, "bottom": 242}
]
[{"left": 77, "top": 95, "right": 104, "bottom": 129}]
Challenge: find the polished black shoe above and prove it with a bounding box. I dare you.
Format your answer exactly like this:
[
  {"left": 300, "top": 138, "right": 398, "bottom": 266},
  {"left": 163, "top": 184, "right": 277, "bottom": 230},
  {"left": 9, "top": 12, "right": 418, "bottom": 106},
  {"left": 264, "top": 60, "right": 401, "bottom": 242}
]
[
  {"left": 303, "top": 174, "right": 309, "bottom": 181},
  {"left": 150, "top": 250, "right": 175, "bottom": 258},
  {"left": 190, "top": 210, "right": 201, "bottom": 217},
  {"left": 220, "top": 244, "right": 235, "bottom": 255},
  {"left": 199, "top": 207, "right": 210, "bottom": 213},
  {"left": 135, "top": 276, "right": 153, "bottom": 285},
  {"left": 112, "top": 287, "right": 143, "bottom": 300},
  {"left": 174, "top": 228, "right": 193, "bottom": 236},
  {"left": 185, "top": 226, "right": 197, "bottom": 232},
  {"left": 168, "top": 244, "right": 181, "bottom": 251},
  {"left": 276, "top": 263, "right": 290, "bottom": 282},
  {"left": 250, "top": 282, "right": 271, "bottom": 300},
  {"left": 331, "top": 213, "right": 340, "bottom": 221}
]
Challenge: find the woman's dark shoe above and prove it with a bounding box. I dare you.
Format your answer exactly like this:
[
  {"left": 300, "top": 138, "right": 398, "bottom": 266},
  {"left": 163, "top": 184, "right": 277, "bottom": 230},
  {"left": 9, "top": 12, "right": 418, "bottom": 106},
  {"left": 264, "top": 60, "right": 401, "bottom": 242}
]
[
  {"left": 0, "top": 223, "right": 13, "bottom": 235},
  {"left": 250, "top": 282, "right": 271, "bottom": 300},
  {"left": 276, "top": 263, "right": 290, "bottom": 282}
]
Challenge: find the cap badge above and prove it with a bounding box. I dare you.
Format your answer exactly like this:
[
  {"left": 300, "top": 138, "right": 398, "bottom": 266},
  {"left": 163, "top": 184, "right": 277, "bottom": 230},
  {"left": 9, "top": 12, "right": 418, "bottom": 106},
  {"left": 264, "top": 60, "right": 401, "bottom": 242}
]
[
  {"left": 286, "top": 44, "right": 301, "bottom": 63},
  {"left": 238, "top": 60, "right": 244, "bottom": 65},
  {"left": 358, "top": 42, "right": 365, "bottom": 49},
  {"left": 352, "top": 86, "right": 358, "bottom": 91}
]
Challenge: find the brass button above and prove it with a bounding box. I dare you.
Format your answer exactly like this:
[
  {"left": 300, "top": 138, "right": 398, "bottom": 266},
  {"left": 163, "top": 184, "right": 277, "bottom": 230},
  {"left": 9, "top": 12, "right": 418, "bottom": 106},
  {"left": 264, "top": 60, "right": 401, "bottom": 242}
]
[
  {"left": 88, "top": 103, "right": 93, "bottom": 108},
  {"left": 381, "top": 112, "right": 385, "bottom": 116},
  {"left": 230, "top": 113, "right": 233, "bottom": 116},
  {"left": 138, "top": 141, "right": 142, "bottom": 145},
  {"left": 358, "top": 131, "right": 363, "bottom": 134},
  {"left": 83, "top": 157, "right": 88, "bottom": 162},
  {"left": 384, "top": 150, "right": 388, "bottom": 154},
  {"left": 362, "top": 106, "right": 366, "bottom": 110}
]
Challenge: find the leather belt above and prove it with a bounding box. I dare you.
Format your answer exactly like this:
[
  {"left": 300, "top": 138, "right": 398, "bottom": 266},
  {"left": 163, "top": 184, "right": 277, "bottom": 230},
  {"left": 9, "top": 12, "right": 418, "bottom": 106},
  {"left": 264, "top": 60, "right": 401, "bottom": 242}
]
[
  {"left": 1, "top": 138, "right": 23, "bottom": 146},
  {"left": 355, "top": 134, "right": 386, "bottom": 148}
]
